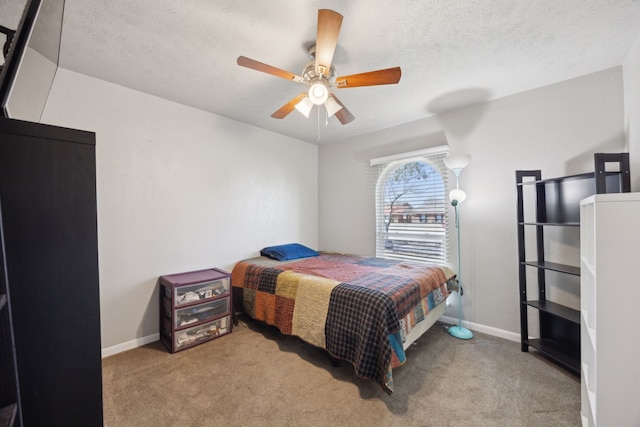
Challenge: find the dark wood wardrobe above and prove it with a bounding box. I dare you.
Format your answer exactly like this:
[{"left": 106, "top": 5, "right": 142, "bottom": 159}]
[{"left": 0, "top": 117, "right": 103, "bottom": 426}]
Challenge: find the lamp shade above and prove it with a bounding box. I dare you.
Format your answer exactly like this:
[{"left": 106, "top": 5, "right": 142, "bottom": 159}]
[
  {"left": 294, "top": 96, "right": 313, "bottom": 118},
  {"left": 443, "top": 154, "right": 471, "bottom": 174},
  {"left": 324, "top": 96, "right": 343, "bottom": 118},
  {"left": 449, "top": 188, "right": 467, "bottom": 206}
]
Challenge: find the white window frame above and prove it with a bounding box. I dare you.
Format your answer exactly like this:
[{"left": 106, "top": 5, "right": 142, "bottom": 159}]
[{"left": 371, "top": 146, "right": 450, "bottom": 265}]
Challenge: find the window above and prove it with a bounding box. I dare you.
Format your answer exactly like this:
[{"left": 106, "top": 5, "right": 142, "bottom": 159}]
[{"left": 372, "top": 147, "right": 450, "bottom": 264}]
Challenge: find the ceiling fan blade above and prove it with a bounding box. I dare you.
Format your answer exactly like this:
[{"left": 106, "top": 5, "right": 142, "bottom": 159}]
[
  {"left": 336, "top": 67, "right": 402, "bottom": 88},
  {"left": 237, "top": 56, "right": 304, "bottom": 82},
  {"left": 271, "top": 93, "right": 308, "bottom": 119},
  {"left": 315, "top": 9, "right": 343, "bottom": 76},
  {"left": 329, "top": 94, "right": 355, "bottom": 125}
]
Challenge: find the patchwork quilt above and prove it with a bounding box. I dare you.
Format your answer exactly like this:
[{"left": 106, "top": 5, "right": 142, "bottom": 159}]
[{"left": 231, "top": 252, "right": 455, "bottom": 394}]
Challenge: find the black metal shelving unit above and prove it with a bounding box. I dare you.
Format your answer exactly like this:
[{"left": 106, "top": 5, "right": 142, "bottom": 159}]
[{"left": 515, "top": 153, "right": 630, "bottom": 374}]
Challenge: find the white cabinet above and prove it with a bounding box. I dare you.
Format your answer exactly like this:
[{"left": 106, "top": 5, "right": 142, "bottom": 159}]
[{"left": 580, "top": 193, "right": 640, "bottom": 427}]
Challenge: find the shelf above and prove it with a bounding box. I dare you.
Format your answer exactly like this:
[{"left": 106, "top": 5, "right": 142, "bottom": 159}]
[
  {"left": 517, "top": 157, "right": 630, "bottom": 386},
  {"left": 581, "top": 362, "right": 589, "bottom": 393},
  {"left": 520, "top": 221, "right": 580, "bottom": 227},
  {"left": 580, "top": 257, "right": 594, "bottom": 275},
  {"left": 524, "top": 338, "right": 580, "bottom": 375},
  {"left": 516, "top": 171, "right": 595, "bottom": 186},
  {"left": 582, "top": 310, "right": 597, "bottom": 347},
  {"left": 522, "top": 261, "right": 580, "bottom": 276},
  {"left": 524, "top": 300, "right": 580, "bottom": 324},
  {"left": 517, "top": 170, "right": 625, "bottom": 187}
]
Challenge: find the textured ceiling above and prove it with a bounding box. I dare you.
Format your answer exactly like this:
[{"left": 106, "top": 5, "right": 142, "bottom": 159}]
[{"left": 5, "top": 0, "right": 640, "bottom": 144}]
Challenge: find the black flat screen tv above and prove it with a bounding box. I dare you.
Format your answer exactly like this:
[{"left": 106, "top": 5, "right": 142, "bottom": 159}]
[{"left": 0, "top": 0, "right": 64, "bottom": 122}]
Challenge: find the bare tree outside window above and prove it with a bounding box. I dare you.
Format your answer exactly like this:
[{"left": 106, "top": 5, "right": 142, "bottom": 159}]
[{"left": 378, "top": 160, "right": 447, "bottom": 263}]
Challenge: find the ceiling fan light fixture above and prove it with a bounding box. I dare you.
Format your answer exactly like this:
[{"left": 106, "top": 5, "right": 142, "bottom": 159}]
[
  {"left": 236, "top": 9, "right": 400, "bottom": 125},
  {"left": 324, "top": 96, "right": 343, "bottom": 118},
  {"left": 308, "top": 81, "right": 329, "bottom": 105},
  {"left": 294, "top": 96, "right": 313, "bottom": 118}
]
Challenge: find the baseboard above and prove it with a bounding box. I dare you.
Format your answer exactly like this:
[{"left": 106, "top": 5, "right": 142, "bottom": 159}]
[
  {"left": 101, "top": 333, "right": 159, "bottom": 358},
  {"left": 439, "top": 315, "right": 520, "bottom": 343},
  {"left": 101, "top": 319, "right": 519, "bottom": 358}
]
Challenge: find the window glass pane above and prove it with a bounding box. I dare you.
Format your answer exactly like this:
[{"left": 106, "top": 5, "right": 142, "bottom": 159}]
[{"left": 375, "top": 158, "right": 448, "bottom": 264}]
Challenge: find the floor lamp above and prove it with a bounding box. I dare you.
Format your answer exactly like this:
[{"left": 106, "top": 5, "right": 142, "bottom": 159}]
[{"left": 444, "top": 154, "right": 473, "bottom": 340}]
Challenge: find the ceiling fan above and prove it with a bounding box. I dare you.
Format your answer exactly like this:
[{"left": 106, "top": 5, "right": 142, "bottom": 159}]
[{"left": 237, "top": 9, "right": 401, "bottom": 125}]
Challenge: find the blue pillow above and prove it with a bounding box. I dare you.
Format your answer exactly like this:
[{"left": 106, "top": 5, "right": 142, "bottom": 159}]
[{"left": 260, "top": 243, "right": 319, "bottom": 261}]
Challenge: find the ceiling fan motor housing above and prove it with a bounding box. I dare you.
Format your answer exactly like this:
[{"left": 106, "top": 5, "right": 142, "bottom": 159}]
[
  {"left": 236, "top": 9, "right": 399, "bottom": 125},
  {"left": 301, "top": 60, "right": 335, "bottom": 105}
]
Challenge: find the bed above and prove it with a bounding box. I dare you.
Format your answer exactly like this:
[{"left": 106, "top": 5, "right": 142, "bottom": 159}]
[{"left": 231, "top": 248, "right": 456, "bottom": 394}]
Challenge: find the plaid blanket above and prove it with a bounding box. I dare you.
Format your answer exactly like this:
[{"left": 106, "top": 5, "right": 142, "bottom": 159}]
[{"left": 231, "top": 252, "right": 454, "bottom": 394}]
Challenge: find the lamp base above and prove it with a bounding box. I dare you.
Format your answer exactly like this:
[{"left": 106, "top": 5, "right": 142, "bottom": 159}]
[{"left": 448, "top": 325, "right": 473, "bottom": 340}]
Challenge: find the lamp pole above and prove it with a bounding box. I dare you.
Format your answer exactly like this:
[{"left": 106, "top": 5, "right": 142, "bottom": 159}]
[
  {"left": 448, "top": 200, "right": 473, "bottom": 339},
  {"left": 444, "top": 155, "right": 473, "bottom": 340}
]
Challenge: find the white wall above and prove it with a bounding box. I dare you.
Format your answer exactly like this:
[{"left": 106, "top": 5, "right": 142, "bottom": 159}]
[
  {"left": 319, "top": 119, "right": 449, "bottom": 256},
  {"left": 34, "top": 62, "right": 628, "bottom": 350},
  {"left": 624, "top": 33, "right": 640, "bottom": 190},
  {"left": 319, "top": 68, "right": 625, "bottom": 334},
  {"left": 41, "top": 69, "right": 318, "bottom": 352}
]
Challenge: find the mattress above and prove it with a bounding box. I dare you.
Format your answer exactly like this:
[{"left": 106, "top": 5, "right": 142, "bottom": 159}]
[{"left": 231, "top": 252, "right": 455, "bottom": 394}]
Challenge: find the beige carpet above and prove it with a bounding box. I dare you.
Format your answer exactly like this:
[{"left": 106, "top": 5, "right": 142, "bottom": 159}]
[{"left": 102, "top": 317, "right": 580, "bottom": 427}]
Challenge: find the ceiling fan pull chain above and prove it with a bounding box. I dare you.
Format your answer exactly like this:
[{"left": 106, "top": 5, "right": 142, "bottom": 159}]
[{"left": 317, "top": 106, "right": 321, "bottom": 140}]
